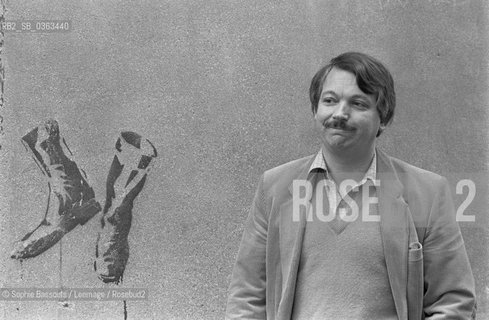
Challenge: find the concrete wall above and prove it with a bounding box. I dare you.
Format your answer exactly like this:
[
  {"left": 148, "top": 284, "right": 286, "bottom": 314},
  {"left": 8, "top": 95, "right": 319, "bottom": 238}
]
[{"left": 1, "top": 0, "right": 487, "bottom": 319}]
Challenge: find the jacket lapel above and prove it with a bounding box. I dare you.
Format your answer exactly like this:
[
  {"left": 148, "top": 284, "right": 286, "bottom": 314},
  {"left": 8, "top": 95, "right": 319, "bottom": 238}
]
[
  {"left": 276, "top": 156, "right": 316, "bottom": 320},
  {"left": 377, "top": 150, "right": 409, "bottom": 320}
]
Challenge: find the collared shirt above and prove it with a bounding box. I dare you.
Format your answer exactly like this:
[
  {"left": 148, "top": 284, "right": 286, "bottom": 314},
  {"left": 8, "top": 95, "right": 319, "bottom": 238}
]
[{"left": 308, "top": 149, "right": 377, "bottom": 212}]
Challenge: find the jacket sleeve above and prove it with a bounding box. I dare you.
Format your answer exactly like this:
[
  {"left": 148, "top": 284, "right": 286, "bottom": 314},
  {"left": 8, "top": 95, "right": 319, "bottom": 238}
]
[
  {"left": 422, "top": 177, "right": 476, "bottom": 319},
  {"left": 225, "top": 175, "right": 268, "bottom": 320}
]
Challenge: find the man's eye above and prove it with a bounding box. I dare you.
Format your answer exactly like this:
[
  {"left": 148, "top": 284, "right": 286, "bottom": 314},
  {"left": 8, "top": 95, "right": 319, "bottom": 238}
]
[
  {"left": 352, "top": 101, "right": 368, "bottom": 108},
  {"left": 322, "top": 98, "right": 335, "bottom": 104}
]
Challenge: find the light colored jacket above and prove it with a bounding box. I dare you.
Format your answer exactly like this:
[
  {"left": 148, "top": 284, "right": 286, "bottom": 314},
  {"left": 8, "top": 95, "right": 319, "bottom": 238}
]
[{"left": 226, "top": 149, "right": 476, "bottom": 320}]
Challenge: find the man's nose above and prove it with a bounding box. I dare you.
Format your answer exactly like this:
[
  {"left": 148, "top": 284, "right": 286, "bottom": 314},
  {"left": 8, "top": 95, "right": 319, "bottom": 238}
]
[{"left": 332, "top": 101, "right": 349, "bottom": 120}]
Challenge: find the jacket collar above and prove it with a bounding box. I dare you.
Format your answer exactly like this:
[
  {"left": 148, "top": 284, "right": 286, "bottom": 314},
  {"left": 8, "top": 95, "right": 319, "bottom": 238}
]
[{"left": 286, "top": 155, "right": 318, "bottom": 196}]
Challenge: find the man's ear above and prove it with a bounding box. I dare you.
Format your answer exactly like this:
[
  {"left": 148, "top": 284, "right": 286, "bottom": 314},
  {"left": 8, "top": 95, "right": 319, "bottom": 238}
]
[{"left": 376, "top": 124, "right": 386, "bottom": 137}]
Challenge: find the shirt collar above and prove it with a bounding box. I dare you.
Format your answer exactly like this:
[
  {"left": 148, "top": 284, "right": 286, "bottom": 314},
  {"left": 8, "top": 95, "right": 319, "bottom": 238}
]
[{"left": 308, "top": 148, "right": 377, "bottom": 182}]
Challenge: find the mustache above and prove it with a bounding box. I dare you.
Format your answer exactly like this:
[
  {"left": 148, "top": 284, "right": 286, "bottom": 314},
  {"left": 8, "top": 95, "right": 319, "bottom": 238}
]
[{"left": 323, "top": 119, "right": 355, "bottom": 131}]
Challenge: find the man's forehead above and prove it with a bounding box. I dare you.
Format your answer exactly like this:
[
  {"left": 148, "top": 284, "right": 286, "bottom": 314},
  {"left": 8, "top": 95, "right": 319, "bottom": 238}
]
[
  {"left": 322, "top": 67, "right": 371, "bottom": 97},
  {"left": 323, "top": 68, "right": 357, "bottom": 86}
]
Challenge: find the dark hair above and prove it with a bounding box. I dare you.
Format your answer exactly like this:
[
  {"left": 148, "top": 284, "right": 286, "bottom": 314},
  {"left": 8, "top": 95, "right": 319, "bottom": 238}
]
[{"left": 309, "top": 52, "right": 396, "bottom": 128}]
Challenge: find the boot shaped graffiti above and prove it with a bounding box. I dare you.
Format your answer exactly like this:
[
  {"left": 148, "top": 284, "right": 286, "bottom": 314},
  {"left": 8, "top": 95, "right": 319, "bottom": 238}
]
[
  {"left": 94, "top": 131, "right": 157, "bottom": 284},
  {"left": 11, "top": 119, "right": 101, "bottom": 259}
]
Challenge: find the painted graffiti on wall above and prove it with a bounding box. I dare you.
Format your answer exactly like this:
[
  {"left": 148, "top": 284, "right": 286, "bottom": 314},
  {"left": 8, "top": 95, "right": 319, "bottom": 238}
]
[
  {"left": 10, "top": 119, "right": 157, "bottom": 285},
  {"left": 95, "top": 131, "right": 157, "bottom": 284},
  {"left": 11, "top": 119, "right": 101, "bottom": 259}
]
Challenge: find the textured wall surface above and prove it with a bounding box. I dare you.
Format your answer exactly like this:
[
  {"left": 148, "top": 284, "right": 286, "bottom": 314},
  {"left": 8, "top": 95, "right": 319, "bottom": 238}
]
[{"left": 1, "top": 0, "right": 488, "bottom": 319}]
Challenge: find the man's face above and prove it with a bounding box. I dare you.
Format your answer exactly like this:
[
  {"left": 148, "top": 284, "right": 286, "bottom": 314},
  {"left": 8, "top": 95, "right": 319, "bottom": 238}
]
[{"left": 314, "top": 67, "right": 383, "bottom": 156}]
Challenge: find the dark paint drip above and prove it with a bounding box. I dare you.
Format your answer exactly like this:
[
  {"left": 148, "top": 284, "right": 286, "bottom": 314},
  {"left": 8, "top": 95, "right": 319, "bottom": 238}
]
[
  {"left": 59, "top": 238, "right": 63, "bottom": 287},
  {"left": 19, "top": 259, "right": 24, "bottom": 280},
  {"left": 124, "top": 300, "right": 128, "bottom": 320},
  {"left": 57, "top": 240, "right": 71, "bottom": 309},
  {"left": 58, "top": 238, "right": 71, "bottom": 309}
]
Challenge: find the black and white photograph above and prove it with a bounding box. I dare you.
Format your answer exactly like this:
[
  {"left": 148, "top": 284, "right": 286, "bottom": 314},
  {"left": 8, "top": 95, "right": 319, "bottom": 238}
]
[{"left": 0, "top": 0, "right": 487, "bottom": 319}]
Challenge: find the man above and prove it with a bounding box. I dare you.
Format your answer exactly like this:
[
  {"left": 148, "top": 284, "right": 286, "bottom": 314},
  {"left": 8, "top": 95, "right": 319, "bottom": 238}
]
[{"left": 226, "top": 52, "right": 476, "bottom": 319}]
